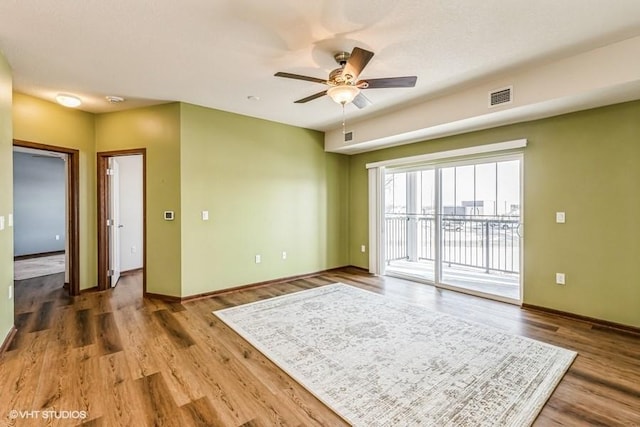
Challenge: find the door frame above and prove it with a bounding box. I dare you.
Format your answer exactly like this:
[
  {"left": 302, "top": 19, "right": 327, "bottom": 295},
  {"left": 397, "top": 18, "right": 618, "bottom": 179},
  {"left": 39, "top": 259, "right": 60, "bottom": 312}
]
[
  {"left": 13, "top": 139, "right": 81, "bottom": 296},
  {"left": 108, "top": 157, "right": 121, "bottom": 287},
  {"left": 97, "top": 149, "right": 146, "bottom": 293}
]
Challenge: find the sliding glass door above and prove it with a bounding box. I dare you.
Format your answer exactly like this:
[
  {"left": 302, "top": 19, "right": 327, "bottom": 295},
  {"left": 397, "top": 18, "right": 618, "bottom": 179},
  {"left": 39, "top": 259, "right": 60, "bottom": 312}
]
[{"left": 383, "top": 155, "right": 522, "bottom": 302}]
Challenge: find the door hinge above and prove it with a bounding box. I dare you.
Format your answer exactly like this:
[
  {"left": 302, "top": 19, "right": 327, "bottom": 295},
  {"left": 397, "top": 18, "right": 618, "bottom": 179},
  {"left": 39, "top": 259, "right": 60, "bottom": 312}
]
[
  {"left": 107, "top": 269, "right": 113, "bottom": 277},
  {"left": 107, "top": 219, "right": 113, "bottom": 226},
  {"left": 106, "top": 168, "right": 114, "bottom": 176}
]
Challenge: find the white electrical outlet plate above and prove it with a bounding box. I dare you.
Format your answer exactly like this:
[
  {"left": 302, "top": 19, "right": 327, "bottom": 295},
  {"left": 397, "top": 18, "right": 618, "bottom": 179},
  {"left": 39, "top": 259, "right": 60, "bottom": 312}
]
[
  {"left": 202, "top": 210, "right": 209, "bottom": 221},
  {"left": 8, "top": 214, "right": 12, "bottom": 227},
  {"left": 282, "top": 251, "right": 287, "bottom": 260},
  {"left": 0, "top": 216, "right": 4, "bottom": 231},
  {"left": 131, "top": 246, "right": 137, "bottom": 254},
  {"left": 255, "top": 254, "right": 261, "bottom": 264},
  {"left": 360, "top": 245, "right": 366, "bottom": 253},
  {"left": 556, "top": 212, "right": 566, "bottom": 223},
  {"left": 55, "top": 235, "right": 60, "bottom": 240},
  {"left": 8, "top": 285, "right": 13, "bottom": 300},
  {"left": 556, "top": 273, "right": 566, "bottom": 285}
]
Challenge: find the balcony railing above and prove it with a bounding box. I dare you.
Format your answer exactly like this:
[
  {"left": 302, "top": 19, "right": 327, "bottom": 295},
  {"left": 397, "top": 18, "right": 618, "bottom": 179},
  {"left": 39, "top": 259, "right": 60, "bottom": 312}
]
[{"left": 384, "top": 213, "right": 520, "bottom": 274}]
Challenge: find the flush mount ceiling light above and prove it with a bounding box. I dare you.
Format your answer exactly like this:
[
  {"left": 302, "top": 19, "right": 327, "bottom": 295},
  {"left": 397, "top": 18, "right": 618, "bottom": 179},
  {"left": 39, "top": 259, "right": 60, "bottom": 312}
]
[
  {"left": 327, "top": 85, "right": 360, "bottom": 105},
  {"left": 55, "top": 94, "right": 82, "bottom": 108}
]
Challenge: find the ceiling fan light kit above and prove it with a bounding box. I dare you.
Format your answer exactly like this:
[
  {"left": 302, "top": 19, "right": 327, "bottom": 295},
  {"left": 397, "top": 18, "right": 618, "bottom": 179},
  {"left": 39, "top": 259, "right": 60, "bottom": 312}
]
[
  {"left": 274, "top": 46, "right": 417, "bottom": 109},
  {"left": 327, "top": 85, "right": 360, "bottom": 105}
]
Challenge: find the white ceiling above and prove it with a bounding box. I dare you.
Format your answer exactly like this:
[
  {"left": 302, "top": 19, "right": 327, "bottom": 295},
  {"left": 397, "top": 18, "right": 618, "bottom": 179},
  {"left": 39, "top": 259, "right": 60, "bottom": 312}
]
[{"left": 1, "top": 0, "right": 640, "bottom": 132}]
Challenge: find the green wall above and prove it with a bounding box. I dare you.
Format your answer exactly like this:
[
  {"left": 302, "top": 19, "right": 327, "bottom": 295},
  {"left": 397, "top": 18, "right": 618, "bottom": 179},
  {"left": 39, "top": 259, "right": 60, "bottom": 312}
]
[
  {"left": 179, "top": 103, "right": 349, "bottom": 296},
  {"left": 14, "top": 96, "right": 182, "bottom": 296},
  {"left": 8, "top": 88, "right": 637, "bottom": 328},
  {"left": 0, "top": 52, "right": 13, "bottom": 343},
  {"left": 95, "top": 104, "right": 182, "bottom": 297},
  {"left": 13, "top": 93, "right": 97, "bottom": 290},
  {"left": 10, "top": 97, "right": 348, "bottom": 301},
  {"left": 349, "top": 101, "right": 640, "bottom": 328}
]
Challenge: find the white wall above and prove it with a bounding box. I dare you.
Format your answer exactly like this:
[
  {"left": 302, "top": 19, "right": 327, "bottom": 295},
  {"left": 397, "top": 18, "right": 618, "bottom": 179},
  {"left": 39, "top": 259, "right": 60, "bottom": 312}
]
[{"left": 117, "top": 155, "right": 143, "bottom": 271}]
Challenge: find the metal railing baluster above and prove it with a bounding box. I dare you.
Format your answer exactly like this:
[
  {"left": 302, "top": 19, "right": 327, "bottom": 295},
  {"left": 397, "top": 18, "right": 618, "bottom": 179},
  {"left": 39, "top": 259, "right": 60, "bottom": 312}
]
[{"left": 385, "top": 213, "right": 519, "bottom": 275}]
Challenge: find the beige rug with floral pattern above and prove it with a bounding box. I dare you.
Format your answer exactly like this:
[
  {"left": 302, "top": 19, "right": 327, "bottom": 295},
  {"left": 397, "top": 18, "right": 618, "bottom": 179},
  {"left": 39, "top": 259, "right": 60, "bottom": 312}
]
[{"left": 214, "top": 283, "right": 575, "bottom": 427}]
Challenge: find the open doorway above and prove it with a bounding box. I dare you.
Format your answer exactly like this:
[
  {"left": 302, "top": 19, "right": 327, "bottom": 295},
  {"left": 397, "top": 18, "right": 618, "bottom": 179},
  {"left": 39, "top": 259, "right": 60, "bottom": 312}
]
[
  {"left": 97, "top": 149, "right": 146, "bottom": 293},
  {"left": 12, "top": 140, "right": 80, "bottom": 297}
]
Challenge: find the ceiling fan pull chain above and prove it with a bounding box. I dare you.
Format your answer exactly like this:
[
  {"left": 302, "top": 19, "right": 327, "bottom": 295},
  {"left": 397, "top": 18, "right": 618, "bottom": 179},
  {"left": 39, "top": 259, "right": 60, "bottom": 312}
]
[{"left": 342, "top": 103, "right": 346, "bottom": 135}]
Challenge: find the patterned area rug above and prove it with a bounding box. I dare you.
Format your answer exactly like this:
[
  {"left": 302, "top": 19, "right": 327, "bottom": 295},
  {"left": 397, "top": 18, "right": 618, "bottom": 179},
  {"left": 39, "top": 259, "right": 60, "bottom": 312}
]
[
  {"left": 215, "top": 283, "right": 576, "bottom": 427},
  {"left": 14, "top": 254, "right": 65, "bottom": 280}
]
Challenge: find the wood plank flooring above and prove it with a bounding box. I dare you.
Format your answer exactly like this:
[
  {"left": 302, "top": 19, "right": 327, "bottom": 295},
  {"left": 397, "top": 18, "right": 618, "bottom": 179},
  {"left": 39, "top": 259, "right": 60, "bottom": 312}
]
[{"left": 1, "top": 268, "right": 639, "bottom": 426}]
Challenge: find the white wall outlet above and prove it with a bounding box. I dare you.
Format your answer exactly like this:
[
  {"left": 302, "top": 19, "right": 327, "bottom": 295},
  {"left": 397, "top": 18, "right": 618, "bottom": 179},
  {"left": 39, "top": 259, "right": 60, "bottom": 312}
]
[
  {"left": 556, "top": 273, "right": 566, "bottom": 285},
  {"left": 556, "top": 212, "right": 566, "bottom": 223},
  {"left": 360, "top": 244, "right": 366, "bottom": 253},
  {"left": 8, "top": 214, "right": 12, "bottom": 227},
  {"left": 282, "top": 251, "right": 287, "bottom": 260},
  {"left": 55, "top": 234, "right": 60, "bottom": 240},
  {"left": 131, "top": 246, "right": 137, "bottom": 254},
  {"left": 8, "top": 285, "right": 13, "bottom": 300},
  {"left": 201, "top": 210, "right": 209, "bottom": 221},
  {"left": 255, "top": 254, "right": 261, "bottom": 264},
  {"left": 0, "top": 216, "right": 4, "bottom": 231}
]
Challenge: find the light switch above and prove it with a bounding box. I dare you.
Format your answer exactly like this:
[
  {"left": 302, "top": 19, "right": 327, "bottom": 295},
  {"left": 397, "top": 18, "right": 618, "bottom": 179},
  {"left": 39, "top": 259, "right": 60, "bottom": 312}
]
[
  {"left": 8, "top": 214, "right": 12, "bottom": 227},
  {"left": 556, "top": 212, "right": 565, "bottom": 223},
  {"left": 202, "top": 211, "right": 209, "bottom": 221},
  {"left": 0, "top": 216, "right": 4, "bottom": 231}
]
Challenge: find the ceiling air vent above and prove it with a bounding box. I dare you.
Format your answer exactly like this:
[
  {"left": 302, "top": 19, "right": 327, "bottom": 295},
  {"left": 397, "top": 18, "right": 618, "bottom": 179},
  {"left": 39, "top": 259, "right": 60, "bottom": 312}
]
[
  {"left": 344, "top": 131, "right": 353, "bottom": 142},
  {"left": 489, "top": 86, "right": 513, "bottom": 108}
]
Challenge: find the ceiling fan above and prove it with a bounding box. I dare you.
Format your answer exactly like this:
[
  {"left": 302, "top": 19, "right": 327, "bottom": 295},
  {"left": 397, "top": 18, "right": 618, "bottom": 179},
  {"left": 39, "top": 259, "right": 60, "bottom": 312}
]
[{"left": 274, "top": 47, "right": 417, "bottom": 109}]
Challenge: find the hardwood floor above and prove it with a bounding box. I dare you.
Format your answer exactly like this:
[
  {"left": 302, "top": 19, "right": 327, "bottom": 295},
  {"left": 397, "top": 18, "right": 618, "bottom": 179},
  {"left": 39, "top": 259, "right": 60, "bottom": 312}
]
[{"left": 2, "top": 268, "right": 639, "bottom": 426}]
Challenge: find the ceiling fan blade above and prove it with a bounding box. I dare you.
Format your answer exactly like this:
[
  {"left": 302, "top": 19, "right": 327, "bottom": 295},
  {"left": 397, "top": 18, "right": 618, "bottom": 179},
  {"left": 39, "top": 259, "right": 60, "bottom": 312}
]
[
  {"left": 274, "top": 72, "right": 327, "bottom": 84},
  {"left": 342, "top": 47, "right": 374, "bottom": 81},
  {"left": 359, "top": 76, "right": 417, "bottom": 89},
  {"left": 352, "top": 93, "right": 372, "bottom": 109},
  {"left": 294, "top": 90, "right": 328, "bottom": 103}
]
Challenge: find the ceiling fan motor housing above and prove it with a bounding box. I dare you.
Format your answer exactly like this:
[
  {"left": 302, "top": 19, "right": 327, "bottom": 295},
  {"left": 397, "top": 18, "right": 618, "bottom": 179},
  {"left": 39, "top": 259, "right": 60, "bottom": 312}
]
[
  {"left": 332, "top": 51, "right": 357, "bottom": 83},
  {"left": 330, "top": 67, "right": 355, "bottom": 85}
]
